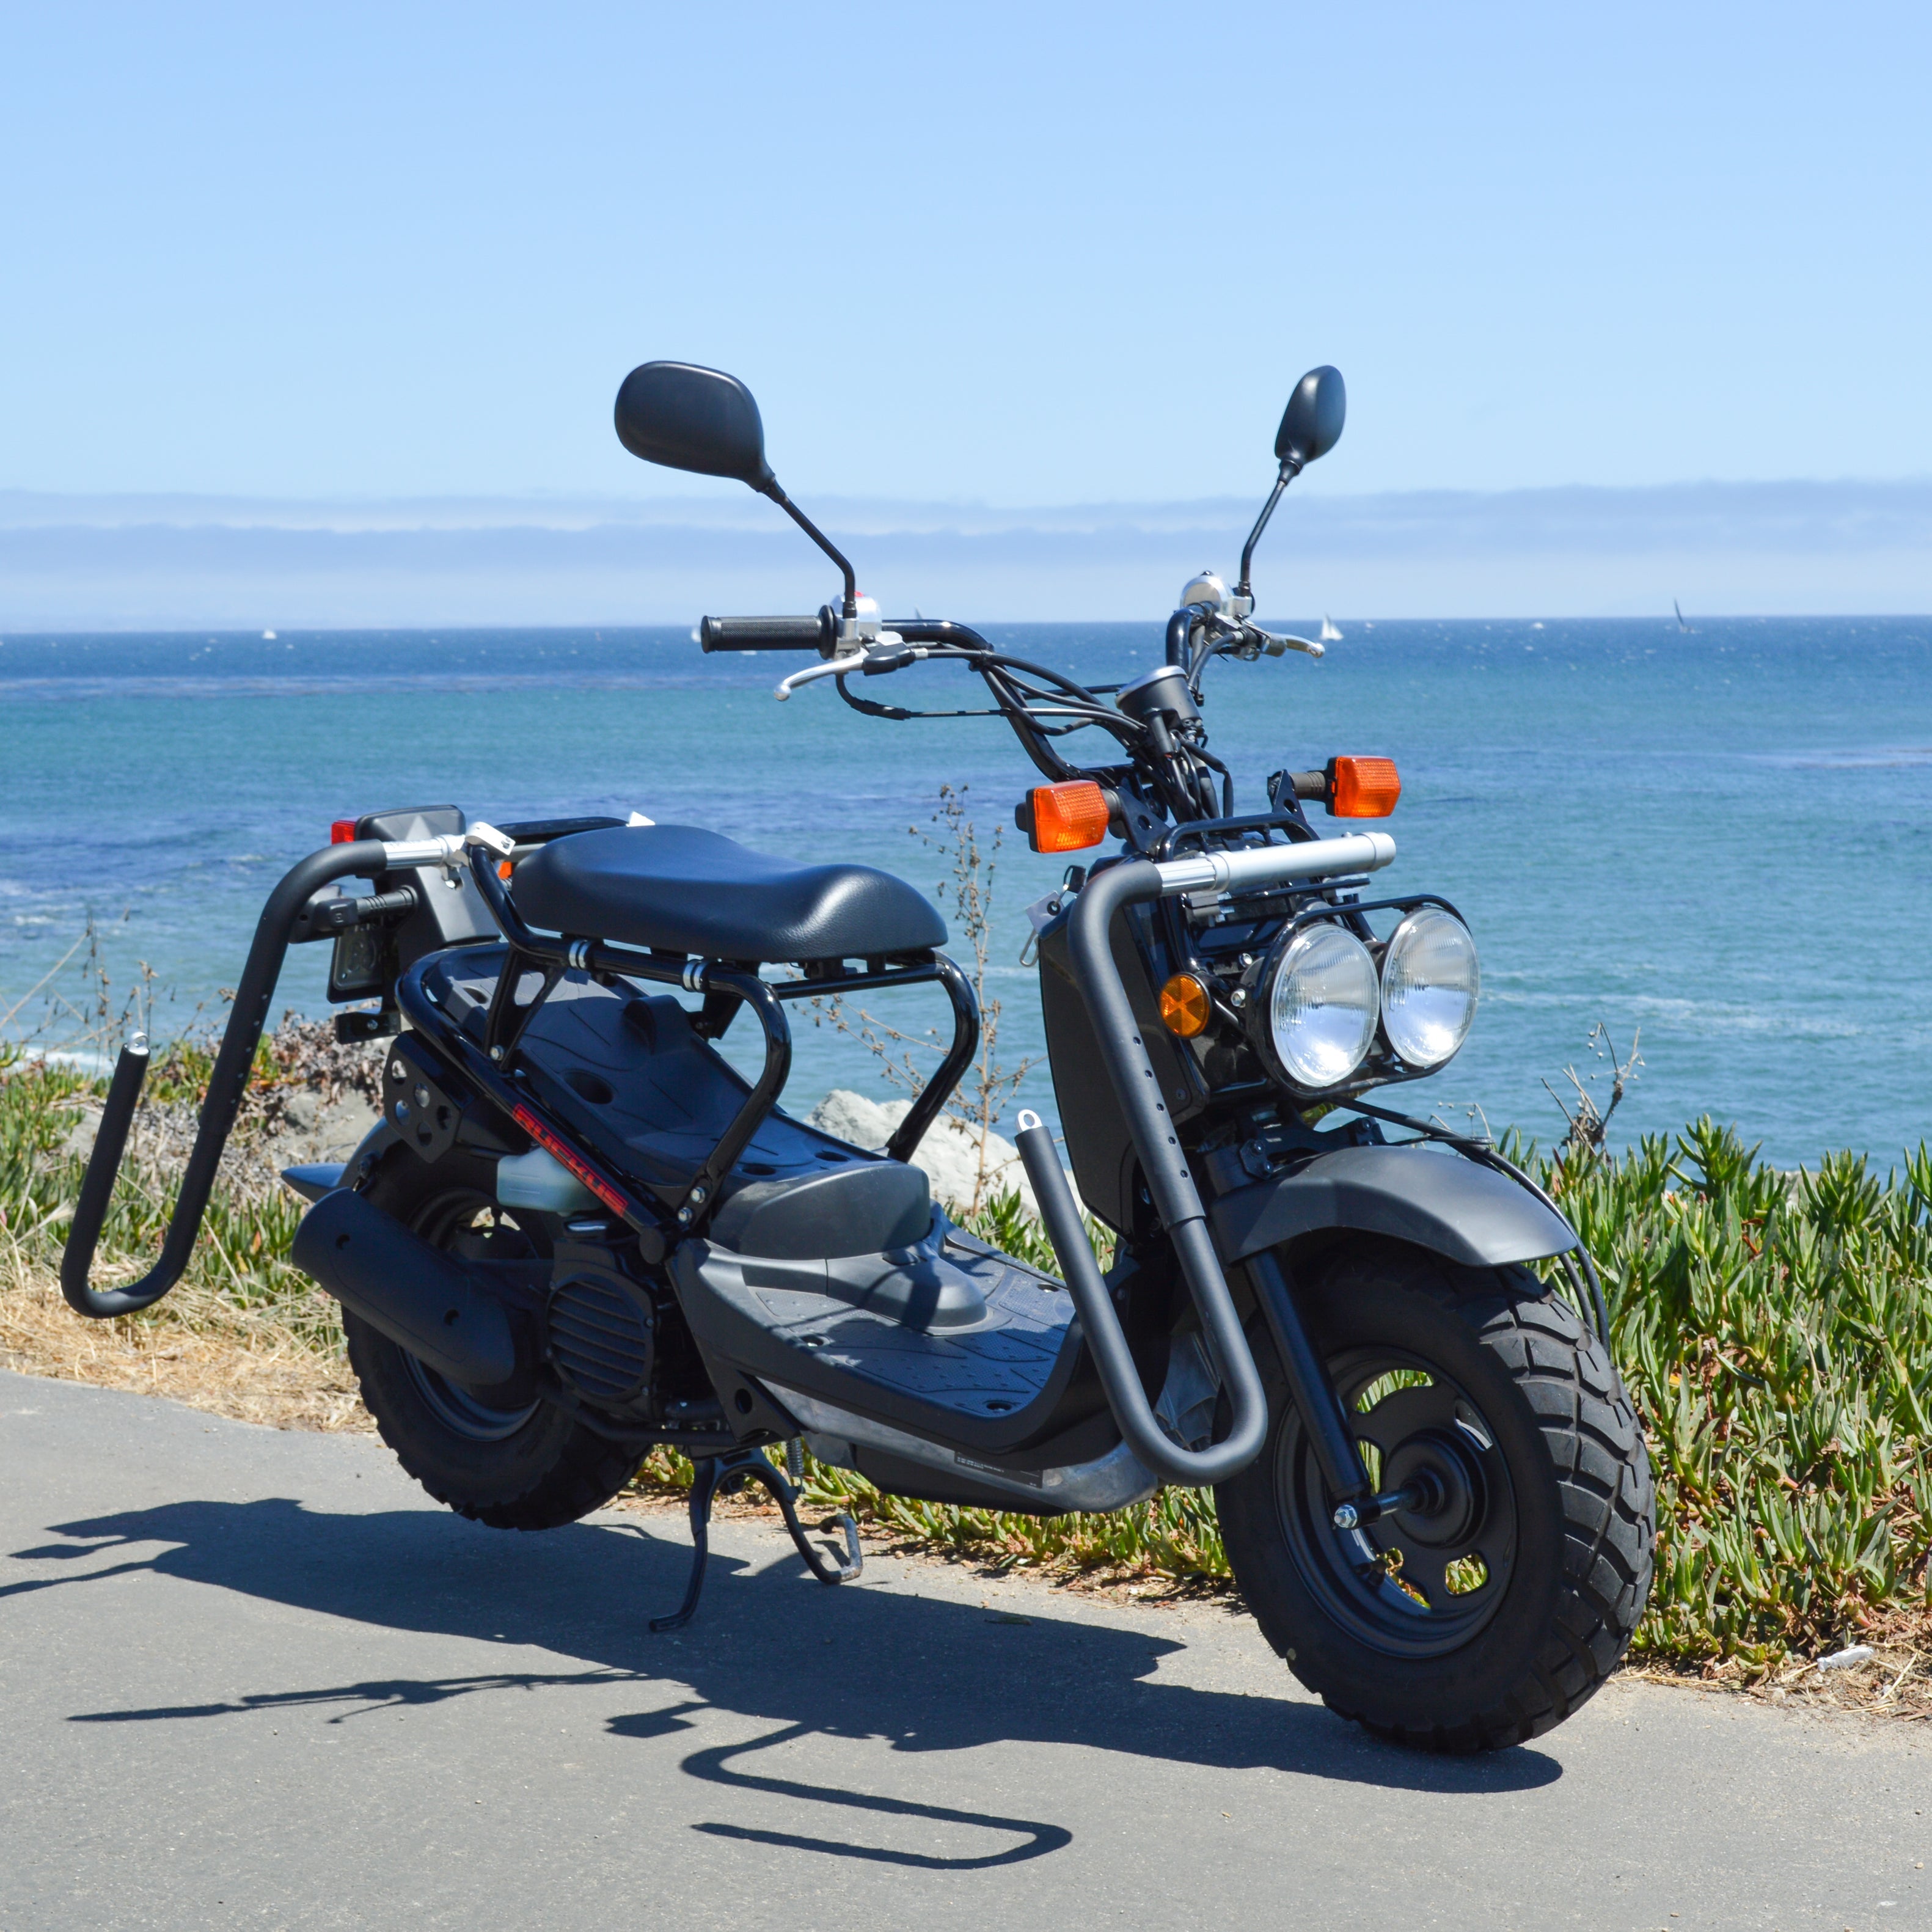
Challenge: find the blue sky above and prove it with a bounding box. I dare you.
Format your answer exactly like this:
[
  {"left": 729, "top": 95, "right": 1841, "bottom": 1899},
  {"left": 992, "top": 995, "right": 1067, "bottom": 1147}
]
[{"left": 5, "top": 2, "right": 1928, "bottom": 504}]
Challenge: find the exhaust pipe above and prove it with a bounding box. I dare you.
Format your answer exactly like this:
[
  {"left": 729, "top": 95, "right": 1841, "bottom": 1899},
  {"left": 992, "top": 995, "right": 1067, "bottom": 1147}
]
[{"left": 291, "top": 1188, "right": 527, "bottom": 1391}]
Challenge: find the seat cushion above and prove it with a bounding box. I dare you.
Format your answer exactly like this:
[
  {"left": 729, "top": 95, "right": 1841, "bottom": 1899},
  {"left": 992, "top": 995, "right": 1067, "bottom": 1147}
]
[{"left": 511, "top": 824, "right": 947, "bottom": 964}]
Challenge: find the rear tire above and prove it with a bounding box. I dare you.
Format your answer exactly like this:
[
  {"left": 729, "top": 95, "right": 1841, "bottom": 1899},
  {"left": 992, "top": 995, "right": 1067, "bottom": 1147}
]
[
  {"left": 343, "top": 1152, "right": 645, "bottom": 1531},
  {"left": 1217, "top": 1242, "right": 1653, "bottom": 1752}
]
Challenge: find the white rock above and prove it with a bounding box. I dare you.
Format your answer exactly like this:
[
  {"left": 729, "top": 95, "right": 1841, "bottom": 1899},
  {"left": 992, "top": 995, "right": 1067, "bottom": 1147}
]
[{"left": 807, "top": 1088, "right": 1061, "bottom": 1218}]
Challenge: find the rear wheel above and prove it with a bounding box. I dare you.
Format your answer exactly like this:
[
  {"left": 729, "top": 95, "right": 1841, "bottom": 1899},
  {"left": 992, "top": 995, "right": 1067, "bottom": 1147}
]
[
  {"left": 1218, "top": 1242, "right": 1653, "bottom": 1752},
  {"left": 343, "top": 1152, "right": 645, "bottom": 1531}
]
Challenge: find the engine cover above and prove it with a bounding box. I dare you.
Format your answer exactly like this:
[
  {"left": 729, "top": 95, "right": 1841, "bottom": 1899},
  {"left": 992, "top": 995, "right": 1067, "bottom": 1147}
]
[{"left": 546, "top": 1251, "right": 656, "bottom": 1414}]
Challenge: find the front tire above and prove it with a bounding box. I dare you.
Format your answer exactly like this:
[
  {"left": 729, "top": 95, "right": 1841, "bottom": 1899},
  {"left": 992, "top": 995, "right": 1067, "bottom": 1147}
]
[
  {"left": 343, "top": 1153, "right": 645, "bottom": 1531},
  {"left": 1218, "top": 1241, "right": 1653, "bottom": 1752}
]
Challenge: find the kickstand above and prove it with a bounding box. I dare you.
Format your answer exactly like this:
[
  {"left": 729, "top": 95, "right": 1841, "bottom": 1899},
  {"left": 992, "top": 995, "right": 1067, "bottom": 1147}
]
[{"left": 650, "top": 1445, "right": 862, "bottom": 1633}]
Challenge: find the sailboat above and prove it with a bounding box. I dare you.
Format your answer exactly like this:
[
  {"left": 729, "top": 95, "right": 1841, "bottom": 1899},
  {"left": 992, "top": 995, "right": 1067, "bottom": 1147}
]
[
  {"left": 1319, "top": 614, "right": 1342, "bottom": 643},
  {"left": 1673, "top": 601, "right": 1694, "bottom": 635}
]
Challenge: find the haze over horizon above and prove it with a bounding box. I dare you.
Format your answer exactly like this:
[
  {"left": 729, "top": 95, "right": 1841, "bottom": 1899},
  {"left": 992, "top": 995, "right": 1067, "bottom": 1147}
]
[{"left": 3, "top": 475, "right": 1927, "bottom": 628}]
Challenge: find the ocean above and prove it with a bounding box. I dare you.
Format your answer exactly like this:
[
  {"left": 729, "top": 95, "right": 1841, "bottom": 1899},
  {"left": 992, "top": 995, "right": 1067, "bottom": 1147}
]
[{"left": 3, "top": 617, "right": 1927, "bottom": 1169}]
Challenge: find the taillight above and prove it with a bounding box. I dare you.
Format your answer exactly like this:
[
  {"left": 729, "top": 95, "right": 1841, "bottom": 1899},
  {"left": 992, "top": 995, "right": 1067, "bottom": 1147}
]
[{"left": 329, "top": 819, "right": 359, "bottom": 844}]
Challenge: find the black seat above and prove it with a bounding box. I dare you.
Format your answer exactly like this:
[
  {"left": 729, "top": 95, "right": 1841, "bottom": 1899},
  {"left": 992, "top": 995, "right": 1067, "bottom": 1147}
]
[{"left": 511, "top": 824, "right": 947, "bottom": 964}]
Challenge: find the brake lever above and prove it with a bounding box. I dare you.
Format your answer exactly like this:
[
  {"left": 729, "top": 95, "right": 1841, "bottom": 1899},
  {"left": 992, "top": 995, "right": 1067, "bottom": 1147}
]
[
  {"left": 772, "top": 635, "right": 915, "bottom": 701},
  {"left": 1253, "top": 626, "right": 1325, "bottom": 659}
]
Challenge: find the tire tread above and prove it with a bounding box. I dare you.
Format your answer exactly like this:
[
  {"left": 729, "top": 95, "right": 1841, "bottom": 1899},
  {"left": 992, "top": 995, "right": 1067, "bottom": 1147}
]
[{"left": 1337, "top": 1279, "right": 1654, "bottom": 1751}]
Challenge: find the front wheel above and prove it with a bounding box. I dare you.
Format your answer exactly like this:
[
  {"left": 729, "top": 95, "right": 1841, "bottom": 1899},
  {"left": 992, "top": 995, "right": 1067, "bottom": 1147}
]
[{"left": 1217, "top": 1242, "right": 1653, "bottom": 1752}]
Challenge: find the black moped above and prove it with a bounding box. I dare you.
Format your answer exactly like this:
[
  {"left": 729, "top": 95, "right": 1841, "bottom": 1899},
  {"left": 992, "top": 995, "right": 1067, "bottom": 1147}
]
[{"left": 64, "top": 360, "right": 1653, "bottom": 1752}]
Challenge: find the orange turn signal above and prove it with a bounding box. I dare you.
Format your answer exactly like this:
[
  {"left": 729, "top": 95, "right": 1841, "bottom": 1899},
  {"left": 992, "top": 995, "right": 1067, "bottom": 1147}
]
[
  {"left": 1022, "top": 780, "right": 1110, "bottom": 854},
  {"left": 498, "top": 858, "right": 514, "bottom": 880},
  {"left": 1158, "top": 973, "right": 1212, "bottom": 1038},
  {"left": 1328, "top": 756, "right": 1401, "bottom": 818}
]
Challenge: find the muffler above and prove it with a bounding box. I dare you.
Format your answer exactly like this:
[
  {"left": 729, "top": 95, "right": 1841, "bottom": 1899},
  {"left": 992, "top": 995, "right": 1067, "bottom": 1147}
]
[{"left": 291, "top": 1187, "right": 529, "bottom": 1391}]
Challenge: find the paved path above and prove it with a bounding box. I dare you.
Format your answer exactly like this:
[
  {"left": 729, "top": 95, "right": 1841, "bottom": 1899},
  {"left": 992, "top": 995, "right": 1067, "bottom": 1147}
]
[{"left": 2, "top": 1369, "right": 1927, "bottom": 1931}]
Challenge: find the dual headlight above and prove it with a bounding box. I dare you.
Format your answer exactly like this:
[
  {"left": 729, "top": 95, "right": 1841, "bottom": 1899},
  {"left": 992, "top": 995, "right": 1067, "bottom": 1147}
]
[{"left": 1258, "top": 907, "right": 1479, "bottom": 1091}]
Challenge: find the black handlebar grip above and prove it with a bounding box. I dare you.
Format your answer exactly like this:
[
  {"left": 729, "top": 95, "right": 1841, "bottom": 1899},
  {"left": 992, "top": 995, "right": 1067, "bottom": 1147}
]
[{"left": 698, "top": 611, "right": 835, "bottom": 653}]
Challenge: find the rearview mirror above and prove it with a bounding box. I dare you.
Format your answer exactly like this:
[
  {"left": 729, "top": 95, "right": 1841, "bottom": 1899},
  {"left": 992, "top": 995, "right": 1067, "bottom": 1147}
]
[
  {"left": 1274, "top": 365, "right": 1345, "bottom": 470},
  {"left": 613, "top": 362, "right": 775, "bottom": 490}
]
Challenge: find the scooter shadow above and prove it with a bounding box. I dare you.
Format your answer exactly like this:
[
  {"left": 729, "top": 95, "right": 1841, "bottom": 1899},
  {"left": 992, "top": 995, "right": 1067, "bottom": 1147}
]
[{"left": 14, "top": 1493, "right": 1562, "bottom": 1810}]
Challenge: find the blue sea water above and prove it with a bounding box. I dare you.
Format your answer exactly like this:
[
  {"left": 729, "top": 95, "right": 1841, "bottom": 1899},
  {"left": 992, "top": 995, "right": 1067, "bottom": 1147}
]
[{"left": 3, "top": 618, "right": 1928, "bottom": 1168}]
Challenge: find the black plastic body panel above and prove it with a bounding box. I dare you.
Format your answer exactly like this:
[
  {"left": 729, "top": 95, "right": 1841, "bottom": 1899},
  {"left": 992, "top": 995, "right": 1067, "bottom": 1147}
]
[
  {"left": 668, "top": 1230, "right": 1107, "bottom": 1457},
  {"left": 1037, "top": 896, "right": 1207, "bottom": 1234},
  {"left": 709, "top": 1163, "right": 931, "bottom": 1260},
  {"left": 1209, "top": 1144, "right": 1578, "bottom": 1270},
  {"left": 850, "top": 1447, "right": 1074, "bottom": 1517},
  {"left": 327, "top": 806, "right": 497, "bottom": 1004}
]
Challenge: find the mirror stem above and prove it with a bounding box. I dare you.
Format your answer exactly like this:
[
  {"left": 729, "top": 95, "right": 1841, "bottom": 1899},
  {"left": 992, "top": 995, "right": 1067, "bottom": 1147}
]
[
  {"left": 764, "top": 482, "right": 858, "bottom": 618},
  {"left": 1234, "top": 460, "right": 1301, "bottom": 604}
]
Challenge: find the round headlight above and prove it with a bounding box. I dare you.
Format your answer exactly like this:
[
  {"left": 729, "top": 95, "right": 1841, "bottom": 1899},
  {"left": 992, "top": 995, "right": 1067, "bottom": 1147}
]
[
  {"left": 1380, "top": 907, "right": 1480, "bottom": 1069},
  {"left": 1262, "top": 923, "right": 1380, "bottom": 1088}
]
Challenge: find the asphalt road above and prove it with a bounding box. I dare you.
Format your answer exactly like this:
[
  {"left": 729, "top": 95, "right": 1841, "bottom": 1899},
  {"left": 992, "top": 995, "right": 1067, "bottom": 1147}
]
[{"left": 2, "top": 1368, "right": 1928, "bottom": 1931}]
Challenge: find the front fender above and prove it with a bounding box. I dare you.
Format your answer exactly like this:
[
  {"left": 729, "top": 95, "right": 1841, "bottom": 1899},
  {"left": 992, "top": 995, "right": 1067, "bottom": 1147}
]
[{"left": 1209, "top": 1144, "right": 1577, "bottom": 1270}]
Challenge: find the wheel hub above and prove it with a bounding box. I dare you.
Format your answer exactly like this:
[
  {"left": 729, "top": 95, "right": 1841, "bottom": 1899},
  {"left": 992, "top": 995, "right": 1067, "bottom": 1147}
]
[
  {"left": 1381, "top": 1430, "right": 1485, "bottom": 1548},
  {"left": 1277, "top": 1347, "right": 1520, "bottom": 1658}
]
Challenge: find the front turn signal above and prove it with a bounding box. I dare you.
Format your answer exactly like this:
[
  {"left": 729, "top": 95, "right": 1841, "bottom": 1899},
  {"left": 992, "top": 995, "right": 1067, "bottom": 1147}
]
[
  {"left": 1327, "top": 756, "right": 1401, "bottom": 818},
  {"left": 1158, "top": 973, "right": 1212, "bottom": 1037},
  {"left": 1019, "top": 780, "right": 1110, "bottom": 854}
]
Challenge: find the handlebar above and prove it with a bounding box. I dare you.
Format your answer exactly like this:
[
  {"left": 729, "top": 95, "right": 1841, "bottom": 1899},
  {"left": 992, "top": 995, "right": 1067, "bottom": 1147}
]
[{"left": 700, "top": 612, "right": 834, "bottom": 653}]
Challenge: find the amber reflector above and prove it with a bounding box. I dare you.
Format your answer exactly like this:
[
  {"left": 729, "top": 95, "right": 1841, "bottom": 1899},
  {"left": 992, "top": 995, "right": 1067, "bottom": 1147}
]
[
  {"left": 329, "top": 819, "right": 357, "bottom": 844},
  {"left": 1028, "top": 780, "right": 1110, "bottom": 853},
  {"left": 498, "top": 858, "right": 514, "bottom": 880},
  {"left": 1329, "top": 756, "right": 1401, "bottom": 818},
  {"left": 1159, "top": 973, "right": 1212, "bottom": 1037}
]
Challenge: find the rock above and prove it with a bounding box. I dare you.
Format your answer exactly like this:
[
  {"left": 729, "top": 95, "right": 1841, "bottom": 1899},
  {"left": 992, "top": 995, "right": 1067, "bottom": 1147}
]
[
  {"left": 807, "top": 1088, "right": 1064, "bottom": 1218},
  {"left": 271, "top": 1096, "right": 380, "bottom": 1169},
  {"left": 56, "top": 1105, "right": 103, "bottom": 1164}
]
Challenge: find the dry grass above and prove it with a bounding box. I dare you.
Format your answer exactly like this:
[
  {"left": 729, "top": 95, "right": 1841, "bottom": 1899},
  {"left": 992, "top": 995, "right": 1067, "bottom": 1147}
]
[
  {"left": 1, "top": 1017, "right": 377, "bottom": 1434},
  {"left": 1624, "top": 1636, "right": 1932, "bottom": 1721},
  {"left": 0, "top": 1232, "right": 369, "bottom": 1433}
]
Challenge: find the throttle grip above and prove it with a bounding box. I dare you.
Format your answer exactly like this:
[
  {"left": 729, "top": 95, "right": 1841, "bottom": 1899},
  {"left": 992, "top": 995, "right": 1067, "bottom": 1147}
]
[{"left": 699, "top": 611, "right": 835, "bottom": 653}]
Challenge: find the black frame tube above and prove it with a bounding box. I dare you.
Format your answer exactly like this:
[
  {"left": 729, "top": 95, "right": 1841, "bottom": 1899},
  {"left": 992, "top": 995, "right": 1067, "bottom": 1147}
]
[
  {"left": 464, "top": 851, "right": 979, "bottom": 1234},
  {"left": 1013, "top": 858, "right": 1273, "bottom": 1484},
  {"left": 62, "top": 840, "right": 392, "bottom": 1319}
]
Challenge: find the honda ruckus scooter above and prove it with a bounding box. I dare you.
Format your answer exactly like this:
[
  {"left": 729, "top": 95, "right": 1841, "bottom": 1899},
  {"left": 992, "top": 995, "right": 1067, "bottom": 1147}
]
[{"left": 64, "top": 360, "right": 1653, "bottom": 1753}]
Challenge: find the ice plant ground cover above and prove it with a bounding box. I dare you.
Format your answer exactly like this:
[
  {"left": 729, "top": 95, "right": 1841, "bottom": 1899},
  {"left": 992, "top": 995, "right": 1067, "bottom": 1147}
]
[{"left": 5, "top": 1038, "right": 1932, "bottom": 1683}]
